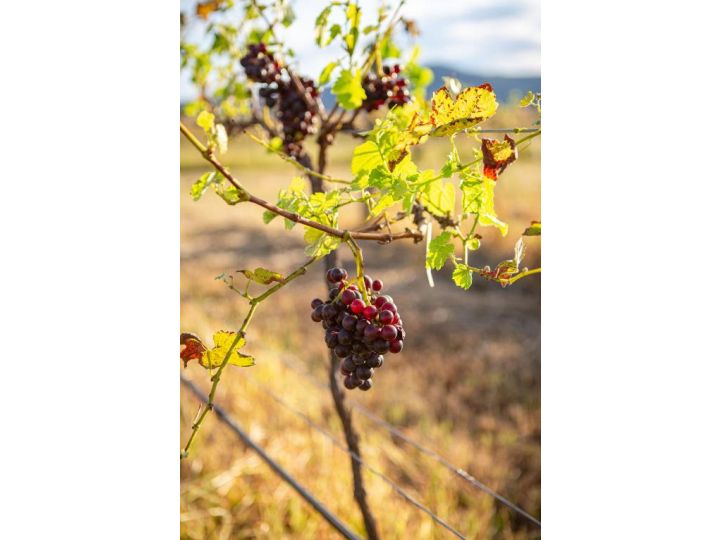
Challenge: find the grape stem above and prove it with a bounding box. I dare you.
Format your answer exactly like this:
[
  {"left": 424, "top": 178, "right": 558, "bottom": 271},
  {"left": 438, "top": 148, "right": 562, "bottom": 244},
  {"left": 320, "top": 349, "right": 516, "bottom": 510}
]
[
  {"left": 344, "top": 234, "right": 370, "bottom": 304},
  {"left": 181, "top": 256, "right": 319, "bottom": 458},
  {"left": 180, "top": 122, "right": 423, "bottom": 243}
]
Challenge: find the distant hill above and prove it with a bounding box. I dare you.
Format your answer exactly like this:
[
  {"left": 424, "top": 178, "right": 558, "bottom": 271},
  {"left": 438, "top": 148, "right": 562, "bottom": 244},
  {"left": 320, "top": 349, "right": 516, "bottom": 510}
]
[{"left": 425, "top": 64, "right": 540, "bottom": 103}]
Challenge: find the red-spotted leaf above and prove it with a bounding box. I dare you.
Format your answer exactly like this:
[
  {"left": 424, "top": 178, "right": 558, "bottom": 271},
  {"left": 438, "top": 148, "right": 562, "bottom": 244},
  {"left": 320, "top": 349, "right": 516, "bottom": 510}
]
[
  {"left": 429, "top": 84, "right": 498, "bottom": 137},
  {"left": 481, "top": 135, "right": 517, "bottom": 180}
]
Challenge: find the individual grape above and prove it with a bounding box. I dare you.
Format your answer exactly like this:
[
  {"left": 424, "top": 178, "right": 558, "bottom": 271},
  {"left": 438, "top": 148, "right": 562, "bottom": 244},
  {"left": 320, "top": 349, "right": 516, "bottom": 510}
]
[
  {"left": 327, "top": 267, "right": 346, "bottom": 283},
  {"left": 389, "top": 339, "right": 403, "bottom": 353},
  {"left": 355, "top": 319, "right": 369, "bottom": 335},
  {"left": 364, "top": 324, "right": 379, "bottom": 340},
  {"left": 371, "top": 279, "right": 383, "bottom": 292},
  {"left": 311, "top": 298, "right": 323, "bottom": 309},
  {"left": 322, "top": 304, "right": 339, "bottom": 320},
  {"left": 378, "top": 310, "right": 394, "bottom": 325},
  {"left": 363, "top": 276, "right": 372, "bottom": 290},
  {"left": 325, "top": 331, "right": 339, "bottom": 348},
  {"left": 351, "top": 354, "right": 367, "bottom": 366},
  {"left": 335, "top": 345, "right": 351, "bottom": 358},
  {"left": 380, "top": 302, "right": 397, "bottom": 313},
  {"left": 356, "top": 366, "right": 374, "bottom": 380},
  {"left": 372, "top": 339, "right": 390, "bottom": 354},
  {"left": 342, "top": 314, "right": 358, "bottom": 331},
  {"left": 329, "top": 287, "right": 340, "bottom": 300},
  {"left": 311, "top": 306, "right": 324, "bottom": 322},
  {"left": 396, "top": 326, "right": 406, "bottom": 340},
  {"left": 362, "top": 305, "right": 378, "bottom": 320},
  {"left": 374, "top": 295, "right": 393, "bottom": 307},
  {"left": 391, "top": 313, "right": 400, "bottom": 324},
  {"left": 380, "top": 325, "right": 398, "bottom": 341},
  {"left": 344, "top": 375, "right": 361, "bottom": 390},
  {"left": 366, "top": 353, "right": 383, "bottom": 368},
  {"left": 359, "top": 379, "right": 373, "bottom": 391},
  {"left": 341, "top": 289, "right": 356, "bottom": 306},
  {"left": 341, "top": 357, "right": 356, "bottom": 375},
  {"left": 350, "top": 299, "right": 365, "bottom": 314},
  {"left": 337, "top": 329, "right": 352, "bottom": 345}
]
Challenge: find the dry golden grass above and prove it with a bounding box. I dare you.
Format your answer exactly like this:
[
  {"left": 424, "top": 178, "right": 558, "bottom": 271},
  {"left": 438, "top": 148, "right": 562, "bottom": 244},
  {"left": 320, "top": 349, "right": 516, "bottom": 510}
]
[{"left": 180, "top": 109, "right": 540, "bottom": 539}]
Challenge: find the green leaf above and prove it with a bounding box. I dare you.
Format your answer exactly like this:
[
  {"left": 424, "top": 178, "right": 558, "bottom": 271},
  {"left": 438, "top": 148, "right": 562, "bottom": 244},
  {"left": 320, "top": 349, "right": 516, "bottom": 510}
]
[
  {"left": 239, "top": 267, "right": 284, "bottom": 285},
  {"left": 523, "top": 221, "right": 541, "bottom": 236},
  {"left": 519, "top": 91, "right": 535, "bottom": 107},
  {"left": 460, "top": 172, "right": 508, "bottom": 236},
  {"left": 332, "top": 69, "right": 366, "bottom": 110},
  {"left": 344, "top": 4, "right": 361, "bottom": 55},
  {"left": 314, "top": 6, "right": 332, "bottom": 46},
  {"left": 190, "top": 171, "right": 218, "bottom": 201},
  {"left": 425, "top": 231, "right": 455, "bottom": 270},
  {"left": 303, "top": 226, "right": 341, "bottom": 257},
  {"left": 452, "top": 264, "right": 473, "bottom": 290},
  {"left": 262, "top": 210, "right": 277, "bottom": 224},
  {"left": 196, "top": 110, "right": 215, "bottom": 132},
  {"left": 351, "top": 140, "right": 384, "bottom": 175},
  {"left": 319, "top": 61, "right": 339, "bottom": 86}
]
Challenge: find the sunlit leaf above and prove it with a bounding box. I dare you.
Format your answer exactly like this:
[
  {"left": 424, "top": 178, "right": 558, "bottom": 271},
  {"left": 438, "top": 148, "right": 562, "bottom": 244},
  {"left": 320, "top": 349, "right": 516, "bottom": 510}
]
[
  {"left": 196, "top": 110, "right": 215, "bottom": 133},
  {"left": 332, "top": 69, "right": 366, "bottom": 110},
  {"left": 351, "top": 140, "right": 384, "bottom": 175},
  {"left": 238, "top": 267, "right": 284, "bottom": 285},
  {"left": 190, "top": 171, "right": 218, "bottom": 201},
  {"left": 519, "top": 90, "right": 534, "bottom": 107},
  {"left": 319, "top": 61, "right": 339, "bottom": 86},
  {"left": 426, "top": 231, "right": 455, "bottom": 270},
  {"left": 452, "top": 264, "right": 473, "bottom": 290},
  {"left": 180, "top": 333, "right": 206, "bottom": 367},
  {"left": 200, "top": 331, "right": 254, "bottom": 368},
  {"left": 429, "top": 84, "right": 498, "bottom": 137}
]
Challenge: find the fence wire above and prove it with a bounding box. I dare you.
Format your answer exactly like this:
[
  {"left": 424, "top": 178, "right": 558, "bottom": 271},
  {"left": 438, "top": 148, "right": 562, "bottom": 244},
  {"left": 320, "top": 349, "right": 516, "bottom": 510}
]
[
  {"left": 246, "top": 376, "right": 467, "bottom": 539},
  {"left": 271, "top": 352, "right": 542, "bottom": 529},
  {"left": 180, "top": 375, "right": 362, "bottom": 540}
]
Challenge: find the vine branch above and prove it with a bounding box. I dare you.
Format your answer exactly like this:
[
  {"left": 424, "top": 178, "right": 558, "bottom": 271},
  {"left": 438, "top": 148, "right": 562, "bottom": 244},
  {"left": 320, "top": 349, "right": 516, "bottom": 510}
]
[
  {"left": 180, "top": 122, "right": 424, "bottom": 243},
  {"left": 181, "top": 256, "right": 319, "bottom": 458}
]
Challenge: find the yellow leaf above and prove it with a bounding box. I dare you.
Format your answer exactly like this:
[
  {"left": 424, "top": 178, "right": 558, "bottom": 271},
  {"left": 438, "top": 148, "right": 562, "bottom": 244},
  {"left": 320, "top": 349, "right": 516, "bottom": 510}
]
[
  {"left": 199, "top": 331, "right": 254, "bottom": 368},
  {"left": 429, "top": 84, "right": 498, "bottom": 137}
]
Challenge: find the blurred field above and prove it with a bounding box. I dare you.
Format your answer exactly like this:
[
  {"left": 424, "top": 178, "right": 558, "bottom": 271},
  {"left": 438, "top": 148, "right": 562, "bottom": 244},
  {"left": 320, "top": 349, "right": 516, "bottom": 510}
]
[{"left": 180, "top": 108, "right": 540, "bottom": 539}]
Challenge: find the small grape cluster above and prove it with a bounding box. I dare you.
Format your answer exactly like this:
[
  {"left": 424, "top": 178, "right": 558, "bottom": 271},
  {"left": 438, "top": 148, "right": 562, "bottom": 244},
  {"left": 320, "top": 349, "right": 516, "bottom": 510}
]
[
  {"left": 361, "top": 64, "right": 410, "bottom": 112},
  {"left": 310, "top": 267, "right": 406, "bottom": 391},
  {"left": 239, "top": 43, "right": 281, "bottom": 84},
  {"left": 240, "top": 43, "right": 319, "bottom": 158}
]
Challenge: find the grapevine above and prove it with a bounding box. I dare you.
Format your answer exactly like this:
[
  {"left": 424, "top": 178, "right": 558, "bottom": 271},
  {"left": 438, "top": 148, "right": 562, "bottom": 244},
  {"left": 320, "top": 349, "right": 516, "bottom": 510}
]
[{"left": 180, "top": 0, "right": 541, "bottom": 535}]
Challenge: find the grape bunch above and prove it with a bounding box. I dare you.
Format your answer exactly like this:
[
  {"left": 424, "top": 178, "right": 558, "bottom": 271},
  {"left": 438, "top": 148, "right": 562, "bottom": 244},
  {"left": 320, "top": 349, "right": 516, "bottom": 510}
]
[
  {"left": 310, "top": 267, "right": 406, "bottom": 391},
  {"left": 239, "top": 43, "right": 281, "bottom": 84},
  {"left": 361, "top": 64, "right": 410, "bottom": 112},
  {"left": 240, "top": 43, "right": 319, "bottom": 158}
]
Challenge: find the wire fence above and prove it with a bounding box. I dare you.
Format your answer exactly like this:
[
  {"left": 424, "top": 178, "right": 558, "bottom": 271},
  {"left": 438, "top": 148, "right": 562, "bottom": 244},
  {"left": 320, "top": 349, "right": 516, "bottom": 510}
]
[
  {"left": 180, "top": 374, "right": 363, "bottom": 540},
  {"left": 270, "top": 351, "right": 542, "bottom": 528},
  {"left": 181, "top": 349, "right": 541, "bottom": 538}
]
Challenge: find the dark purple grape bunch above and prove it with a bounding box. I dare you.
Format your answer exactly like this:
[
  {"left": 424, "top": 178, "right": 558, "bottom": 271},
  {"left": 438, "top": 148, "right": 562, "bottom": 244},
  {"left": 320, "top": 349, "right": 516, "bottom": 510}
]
[
  {"left": 310, "top": 267, "right": 406, "bottom": 391},
  {"left": 240, "top": 43, "right": 319, "bottom": 159},
  {"left": 239, "top": 43, "right": 281, "bottom": 84},
  {"left": 276, "top": 77, "right": 319, "bottom": 157},
  {"left": 361, "top": 64, "right": 410, "bottom": 112}
]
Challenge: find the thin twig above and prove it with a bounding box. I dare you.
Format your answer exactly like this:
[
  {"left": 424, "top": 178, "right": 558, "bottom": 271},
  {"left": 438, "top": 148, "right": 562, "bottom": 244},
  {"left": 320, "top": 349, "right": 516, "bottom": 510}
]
[{"left": 181, "top": 257, "right": 319, "bottom": 457}]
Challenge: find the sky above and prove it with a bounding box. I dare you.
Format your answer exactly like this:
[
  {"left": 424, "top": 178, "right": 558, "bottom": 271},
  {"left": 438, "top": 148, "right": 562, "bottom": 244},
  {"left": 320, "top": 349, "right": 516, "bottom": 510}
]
[{"left": 181, "top": 0, "right": 540, "bottom": 100}]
